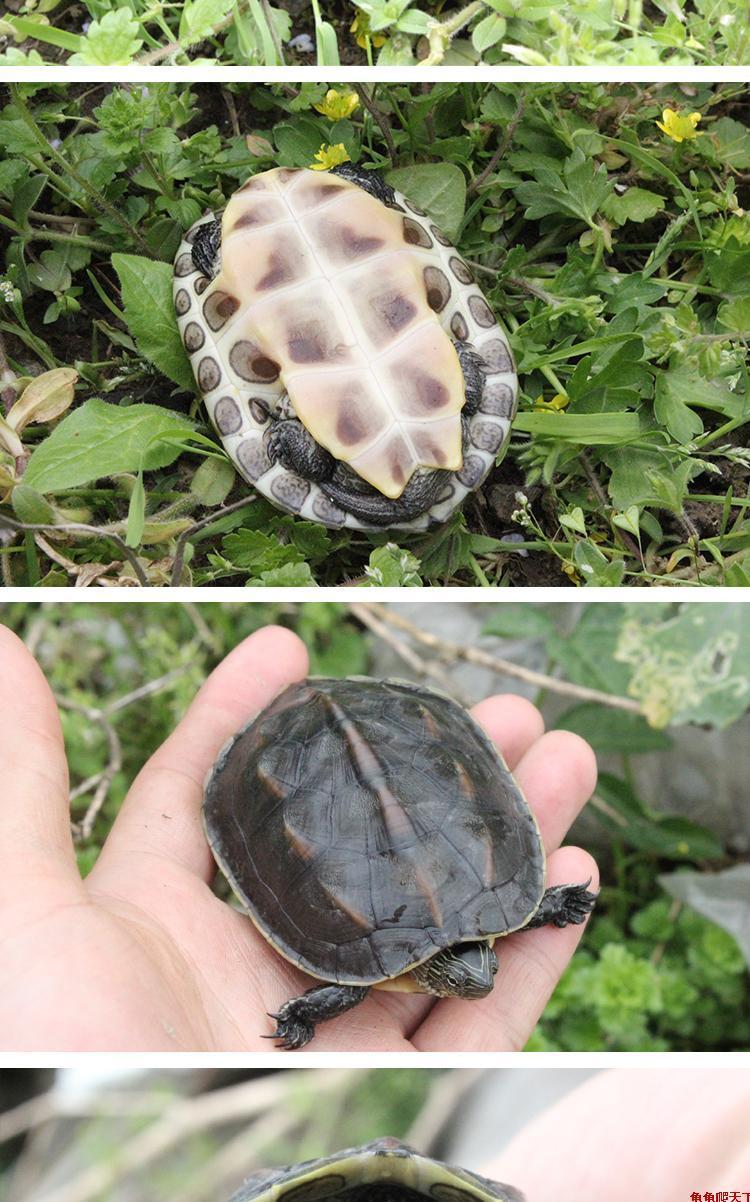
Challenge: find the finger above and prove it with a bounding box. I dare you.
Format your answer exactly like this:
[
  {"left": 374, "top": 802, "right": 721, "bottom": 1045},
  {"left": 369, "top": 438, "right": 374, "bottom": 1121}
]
[
  {"left": 0, "top": 625, "right": 77, "bottom": 887},
  {"left": 93, "top": 626, "right": 308, "bottom": 882},
  {"left": 412, "top": 845, "right": 598, "bottom": 1051},
  {"left": 470, "top": 694, "right": 545, "bottom": 770},
  {"left": 513, "top": 729, "right": 598, "bottom": 852}
]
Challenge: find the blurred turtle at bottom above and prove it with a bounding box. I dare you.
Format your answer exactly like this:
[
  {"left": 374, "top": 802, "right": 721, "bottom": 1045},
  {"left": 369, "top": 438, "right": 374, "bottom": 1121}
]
[{"left": 227, "top": 1139, "right": 524, "bottom": 1202}]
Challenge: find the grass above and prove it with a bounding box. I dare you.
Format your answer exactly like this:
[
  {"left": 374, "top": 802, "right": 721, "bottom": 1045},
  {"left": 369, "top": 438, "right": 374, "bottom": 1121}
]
[
  {"left": 2, "top": 0, "right": 749, "bottom": 66},
  {"left": 0, "top": 80, "right": 749, "bottom": 587}
]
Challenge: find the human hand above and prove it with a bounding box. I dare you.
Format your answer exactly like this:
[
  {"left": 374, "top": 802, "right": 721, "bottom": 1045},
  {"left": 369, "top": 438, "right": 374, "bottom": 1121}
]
[
  {"left": 484, "top": 1068, "right": 750, "bottom": 1202},
  {"left": 0, "top": 621, "right": 597, "bottom": 1052}
]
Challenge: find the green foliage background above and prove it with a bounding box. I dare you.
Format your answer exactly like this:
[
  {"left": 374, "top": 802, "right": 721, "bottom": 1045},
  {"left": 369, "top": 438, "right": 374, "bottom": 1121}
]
[
  {"left": 1, "top": 599, "right": 747, "bottom": 1051},
  {"left": 0, "top": 82, "right": 749, "bottom": 587}
]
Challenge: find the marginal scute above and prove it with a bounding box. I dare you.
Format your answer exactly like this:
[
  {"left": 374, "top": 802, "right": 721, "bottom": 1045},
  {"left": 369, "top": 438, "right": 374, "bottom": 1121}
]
[
  {"left": 457, "top": 453, "right": 485, "bottom": 488},
  {"left": 174, "top": 252, "right": 195, "bottom": 277},
  {"left": 450, "top": 312, "right": 469, "bottom": 341},
  {"left": 471, "top": 419, "right": 505, "bottom": 455},
  {"left": 281, "top": 1177, "right": 347, "bottom": 1202},
  {"left": 480, "top": 338, "right": 514, "bottom": 374},
  {"left": 203, "top": 290, "right": 240, "bottom": 331},
  {"left": 183, "top": 321, "right": 205, "bottom": 353},
  {"left": 237, "top": 437, "right": 271, "bottom": 481},
  {"left": 197, "top": 356, "right": 221, "bottom": 392},
  {"left": 229, "top": 340, "right": 280, "bottom": 383},
  {"left": 174, "top": 288, "right": 191, "bottom": 316},
  {"left": 480, "top": 382, "right": 515, "bottom": 417},
  {"left": 468, "top": 294, "right": 496, "bottom": 327},
  {"left": 214, "top": 396, "right": 243, "bottom": 434},
  {"left": 403, "top": 217, "right": 433, "bottom": 248},
  {"left": 423, "top": 265, "right": 451, "bottom": 312},
  {"left": 449, "top": 256, "right": 473, "bottom": 285},
  {"left": 271, "top": 471, "right": 311, "bottom": 511}
]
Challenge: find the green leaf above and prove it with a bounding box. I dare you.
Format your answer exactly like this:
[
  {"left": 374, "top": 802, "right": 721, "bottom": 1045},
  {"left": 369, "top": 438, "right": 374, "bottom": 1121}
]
[
  {"left": 595, "top": 773, "right": 724, "bottom": 860},
  {"left": 555, "top": 703, "right": 672, "bottom": 755},
  {"left": 707, "top": 117, "right": 750, "bottom": 170},
  {"left": 126, "top": 471, "right": 146, "bottom": 547},
  {"left": 513, "top": 412, "right": 641, "bottom": 444},
  {"left": 614, "top": 603, "right": 750, "bottom": 729},
  {"left": 23, "top": 398, "right": 194, "bottom": 494},
  {"left": 472, "top": 12, "right": 505, "bottom": 51},
  {"left": 604, "top": 187, "right": 665, "bottom": 226},
  {"left": 190, "top": 456, "right": 236, "bottom": 505},
  {"left": 250, "top": 561, "right": 317, "bottom": 586},
  {"left": 68, "top": 9, "right": 143, "bottom": 64},
  {"left": 112, "top": 253, "right": 195, "bottom": 392},
  {"left": 179, "top": 0, "right": 234, "bottom": 45},
  {"left": 386, "top": 163, "right": 466, "bottom": 241},
  {"left": 363, "top": 542, "right": 422, "bottom": 586}
]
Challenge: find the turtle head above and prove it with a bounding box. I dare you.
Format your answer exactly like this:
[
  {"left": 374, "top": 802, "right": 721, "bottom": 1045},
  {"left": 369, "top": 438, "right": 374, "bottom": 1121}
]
[{"left": 412, "top": 941, "right": 498, "bottom": 999}]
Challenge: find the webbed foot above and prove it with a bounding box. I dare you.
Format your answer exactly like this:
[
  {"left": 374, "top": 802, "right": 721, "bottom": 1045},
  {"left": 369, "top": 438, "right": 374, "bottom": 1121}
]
[{"left": 525, "top": 880, "right": 597, "bottom": 930}]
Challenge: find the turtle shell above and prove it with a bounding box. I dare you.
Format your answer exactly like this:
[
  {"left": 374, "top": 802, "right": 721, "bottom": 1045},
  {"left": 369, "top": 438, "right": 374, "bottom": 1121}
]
[
  {"left": 203, "top": 677, "right": 545, "bottom": 986},
  {"left": 174, "top": 167, "right": 518, "bottom": 532},
  {"left": 228, "top": 1139, "right": 524, "bottom": 1202}
]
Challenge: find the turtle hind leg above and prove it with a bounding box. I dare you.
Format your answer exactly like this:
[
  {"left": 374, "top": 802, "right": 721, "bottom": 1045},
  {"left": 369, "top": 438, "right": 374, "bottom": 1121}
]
[
  {"left": 524, "top": 880, "right": 598, "bottom": 930},
  {"left": 322, "top": 468, "right": 449, "bottom": 527},
  {"left": 266, "top": 983, "right": 370, "bottom": 1050},
  {"left": 267, "top": 417, "right": 337, "bottom": 483}
]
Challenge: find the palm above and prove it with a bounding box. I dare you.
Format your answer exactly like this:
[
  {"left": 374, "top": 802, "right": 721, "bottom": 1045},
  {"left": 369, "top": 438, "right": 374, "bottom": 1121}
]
[{"left": 0, "top": 623, "right": 597, "bottom": 1052}]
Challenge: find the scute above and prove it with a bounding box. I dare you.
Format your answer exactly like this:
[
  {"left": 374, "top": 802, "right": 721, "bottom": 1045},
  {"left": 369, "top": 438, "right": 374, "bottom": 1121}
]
[
  {"left": 226, "top": 1141, "right": 524, "bottom": 1202},
  {"left": 203, "top": 678, "right": 545, "bottom": 986},
  {"left": 201, "top": 168, "right": 465, "bottom": 499}
]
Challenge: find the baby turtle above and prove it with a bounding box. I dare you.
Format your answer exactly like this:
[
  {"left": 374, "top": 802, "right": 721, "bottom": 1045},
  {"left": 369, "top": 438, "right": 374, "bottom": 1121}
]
[
  {"left": 174, "top": 164, "right": 518, "bottom": 531},
  {"left": 204, "top": 676, "right": 596, "bottom": 1050},
  {"left": 227, "top": 1138, "right": 524, "bottom": 1202}
]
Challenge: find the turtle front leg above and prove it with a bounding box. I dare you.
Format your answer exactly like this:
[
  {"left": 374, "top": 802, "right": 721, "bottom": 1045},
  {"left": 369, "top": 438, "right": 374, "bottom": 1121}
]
[
  {"left": 267, "top": 417, "right": 337, "bottom": 482},
  {"left": 191, "top": 216, "right": 222, "bottom": 279},
  {"left": 524, "top": 881, "right": 598, "bottom": 930},
  {"left": 454, "top": 340, "right": 488, "bottom": 417},
  {"left": 267, "top": 983, "right": 370, "bottom": 1050}
]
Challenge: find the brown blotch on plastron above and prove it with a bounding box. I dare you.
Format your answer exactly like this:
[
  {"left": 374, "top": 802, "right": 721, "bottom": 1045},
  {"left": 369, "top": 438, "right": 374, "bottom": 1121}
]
[
  {"left": 481, "top": 338, "right": 514, "bottom": 374},
  {"left": 468, "top": 294, "right": 496, "bottom": 328},
  {"left": 391, "top": 460, "right": 406, "bottom": 489},
  {"left": 457, "top": 453, "right": 486, "bottom": 488},
  {"left": 174, "top": 288, "right": 191, "bottom": 316},
  {"left": 194, "top": 276, "right": 210, "bottom": 296},
  {"left": 288, "top": 320, "right": 339, "bottom": 365},
  {"left": 277, "top": 168, "right": 301, "bottom": 184},
  {"left": 229, "top": 340, "right": 280, "bottom": 383},
  {"left": 312, "top": 492, "right": 347, "bottom": 526},
  {"left": 336, "top": 412, "right": 367, "bottom": 446},
  {"left": 471, "top": 418, "right": 505, "bottom": 455},
  {"left": 450, "top": 312, "right": 469, "bottom": 341},
  {"left": 271, "top": 472, "right": 310, "bottom": 512},
  {"left": 183, "top": 321, "right": 205, "bottom": 353},
  {"left": 449, "top": 256, "right": 473, "bottom": 285},
  {"left": 412, "top": 434, "right": 447, "bottom": 467},
  {"left": 249, "top": 398, "right": 270, "bottom": 425},
  {"left": 310, "top": 183, "right": 346, "bottom": 202},
  {"left": 214, "top": 396, "right": 243, "bottom": 435},
  {"left": 372, "top": 291, "right": 417, "bottom": 334},
  {"left": 257, "top": 251, "right": 296, "bottom": 291},
  {"left": 403, "top": 217, "right": 433, "bottom": 249},
  {"left": 335, "top": 224, "right": 385, "bottom": 259},
  {"left": 239, "top": 175, "right": 268, "bottom": 192},
  {"left": 174, "top": 252, "right": 194, "bottom": 277},
  {"left": 197, "top": 356, "right": 221, "bottom": 393},
  {"left": 236, "top": 437, "right": 271, "bottom": 482},
  {"left": 414, "top": 373, "right": 449, "bottom": 411},
  {"left": 203, "top": 290, "right": 240, "bottom": 332},
  {"left": 423, "top": 266, "right": 451, "bottom": 312},
  {"left": 430, "top": 224, "right": 451, "bottom": 246},
  {"left": 480, "top": 381, "right": 515, "bottom": 418}
]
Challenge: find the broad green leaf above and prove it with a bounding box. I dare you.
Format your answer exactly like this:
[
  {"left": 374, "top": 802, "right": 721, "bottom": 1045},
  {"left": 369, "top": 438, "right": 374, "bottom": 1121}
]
[
  {"left": 179, "top": 0, "right": 234, "bottom": 46},
  {"left": 595, "top": 773, "right": 724, "bottom": 860},
  {"left": 707, "top": 117, "right": 750, "bottom": 170},
  {"left": 386, "top": 163, "right": 466, "bottom": 241},
  {"left": 555, "top": 703, "right": 672, "bottom": 755},
  {"left": 513, "top": 412, "right": 641, "bottom": 444},
  {"left": 274, "top": 118, "right": 329, "bottom": 167},
  {"left": 24, "top": 398, "right": 194, "bottom": 493},
  {"left": 604, "top": 187, "right": 665, "bottom": 226},
  {"left": 472, "top": 13, "right": 505, "bottom": 52},
  {"left": 68, "top": 9, "right": 142, "bottom": 64},
  {"left": 112, "top": 253, "right": 195, "bottom": 392},
  {"left": 614, "top": 604, "right": 750, "bottom": 729},
  {"left": 126, "top": 471, "right": 146, "bottom": 547},
  {"left": 363, "top": 542, "right": 422, "bottom": 586}
]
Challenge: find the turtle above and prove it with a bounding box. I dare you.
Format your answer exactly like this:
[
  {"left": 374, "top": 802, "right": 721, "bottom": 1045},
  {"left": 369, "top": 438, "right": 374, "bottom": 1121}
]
[
  {"left": 227, "top": 1138, "right": 525, "bottom": 1202},
  {"left": 173, "top": 163, "right": 518, "bottom": 532},
  {"left": 203, "top": 676, "right": 597, "bottom": 1050}
]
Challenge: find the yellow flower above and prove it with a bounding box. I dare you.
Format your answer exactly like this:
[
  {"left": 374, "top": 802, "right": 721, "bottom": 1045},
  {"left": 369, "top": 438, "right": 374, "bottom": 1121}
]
[
  {"left": 534, "top": 392, "right": 570, "bottom": 411},
  {"left": 656, "top": 109, "right": 702, "bottom": 143},
  {"left": 350, "top": 12, "right": 386, "bottom": 48},
  {"left": 310, "top": 143, "right": 351, "bottom": 171},
  {"left": 314, "top": 89, "right": 360, "bottom": 121}
]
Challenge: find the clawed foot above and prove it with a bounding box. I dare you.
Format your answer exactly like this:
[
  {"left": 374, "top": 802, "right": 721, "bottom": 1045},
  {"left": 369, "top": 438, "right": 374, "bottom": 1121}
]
[
  {"left": 548, "top": 880, "right": 597, "bottom": 927},
  {"left": 265, "top": 1004, "right": 315, "bottom": 1051}
]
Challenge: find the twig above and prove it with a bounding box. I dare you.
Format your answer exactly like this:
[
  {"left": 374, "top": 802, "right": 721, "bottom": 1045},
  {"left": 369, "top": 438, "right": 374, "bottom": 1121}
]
[
  {"left": 0, "top": 514, "right": 149, "bottom": 586},
  {"left": 349, "top": 602, "right": 642, "bottom": 713},
  {"left": 170, "top": 496, "right": 256, "bottom": 586},
  {"left": 349, "top": 602, "right": 472, "bottom": 707},
  {"left": 468, "top": 96, "right": 526, "bottom": 196},
  {"left": 30, "top": 1071, "right": 363, "bottom": 1202},
  {"left": 57, "top": 697, "right": 122, "bottom": 840},
  {"left": 578, "top": 450, "right": 642, "bottom": 564},
  {"left": 353, "top": 85, "right": 398, "bottom": 165},
  {"left": 103, "top": 665, "right": 191, "bottom": 716}
]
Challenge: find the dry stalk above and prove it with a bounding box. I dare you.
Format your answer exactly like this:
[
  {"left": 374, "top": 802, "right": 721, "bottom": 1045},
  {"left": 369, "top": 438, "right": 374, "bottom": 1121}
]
[{"left": 348, "top": 602, "right": 641, "bottom": 713}]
